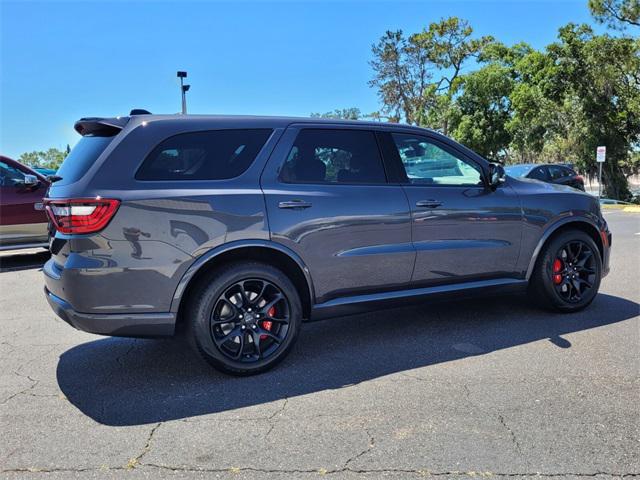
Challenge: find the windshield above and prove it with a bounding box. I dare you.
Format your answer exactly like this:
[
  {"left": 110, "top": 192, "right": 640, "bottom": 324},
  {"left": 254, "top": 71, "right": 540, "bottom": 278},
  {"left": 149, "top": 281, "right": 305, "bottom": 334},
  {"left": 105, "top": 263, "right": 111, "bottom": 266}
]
[
  {"left": 504, "top": 165, "right": 533, "bottom": 178},
  {"left": 55, "top": 136, "right": 114, "bottom": 185}
]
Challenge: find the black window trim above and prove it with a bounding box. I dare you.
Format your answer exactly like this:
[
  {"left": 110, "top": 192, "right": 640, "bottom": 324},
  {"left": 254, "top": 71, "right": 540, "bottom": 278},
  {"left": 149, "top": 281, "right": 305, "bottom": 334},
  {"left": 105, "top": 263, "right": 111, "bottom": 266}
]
[
  {"left": 276, "top": 126, "right": 391, "bottom": 187},
  {"left": 135, "top": 128, "right": 275, "bottom": 182},
  {"left": 381, "top": 130, "right": 488, "bottom": 189}
]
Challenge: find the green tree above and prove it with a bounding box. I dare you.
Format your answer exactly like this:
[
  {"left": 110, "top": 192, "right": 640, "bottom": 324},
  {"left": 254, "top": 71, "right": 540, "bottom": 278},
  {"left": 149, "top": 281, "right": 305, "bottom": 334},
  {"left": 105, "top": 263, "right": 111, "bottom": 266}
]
[
  {"left": 310, "top": 108, "right": 362, "bottom": 120},
  {"left": 369, "top": 17, "right": 493, "bottom": 129},
  {"left": 545, "top": 24, "right": 640, "bottom": 199},
  {"left": 588, "top": 0, "right": 639, "bottom": 29},
  {"left": 19, "top": 147, "right": 67, "bottom": 170},
  {"left": 412, "top": 17, "right": 494, "bottom": 134},
  {"left": 448, "top": 62, "right": 515, "bottom": 160},
  {"left": 369, "top": 30, "right": 432, "bottom": 124}
]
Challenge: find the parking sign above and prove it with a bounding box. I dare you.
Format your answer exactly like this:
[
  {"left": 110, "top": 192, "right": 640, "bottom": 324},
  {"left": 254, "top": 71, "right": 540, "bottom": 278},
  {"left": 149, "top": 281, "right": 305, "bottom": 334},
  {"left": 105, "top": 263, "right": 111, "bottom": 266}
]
[{"left": 597, "top": 146, "right": 606, "bottom": 163}]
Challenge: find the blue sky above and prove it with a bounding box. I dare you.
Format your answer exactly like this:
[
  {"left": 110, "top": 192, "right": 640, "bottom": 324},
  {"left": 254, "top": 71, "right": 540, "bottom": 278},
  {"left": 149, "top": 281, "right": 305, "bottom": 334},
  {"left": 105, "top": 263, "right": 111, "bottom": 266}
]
[{"left": 1, "top": 0, "right": 597, "bottom": 159}]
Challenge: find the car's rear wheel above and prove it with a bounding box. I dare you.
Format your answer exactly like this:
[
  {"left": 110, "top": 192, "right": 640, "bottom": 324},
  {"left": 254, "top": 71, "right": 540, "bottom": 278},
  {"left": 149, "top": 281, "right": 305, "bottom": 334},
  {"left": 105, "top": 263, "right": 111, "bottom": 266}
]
[
  {"left": 530, "top": 230, "right": 602, "bottom": 312},
  {"left": 187, "top": 261, "right": 301, "bottom": 375}
]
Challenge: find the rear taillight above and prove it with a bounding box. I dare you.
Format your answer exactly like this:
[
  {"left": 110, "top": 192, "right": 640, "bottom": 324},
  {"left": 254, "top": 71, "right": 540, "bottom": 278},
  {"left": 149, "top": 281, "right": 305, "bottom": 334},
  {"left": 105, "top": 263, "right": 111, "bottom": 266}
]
[
  {"left": 575, "top": 175, "right": 584, "bottom": 182},
  {"left": 44, "top": 198, "right": 120, "bottom": 234}
]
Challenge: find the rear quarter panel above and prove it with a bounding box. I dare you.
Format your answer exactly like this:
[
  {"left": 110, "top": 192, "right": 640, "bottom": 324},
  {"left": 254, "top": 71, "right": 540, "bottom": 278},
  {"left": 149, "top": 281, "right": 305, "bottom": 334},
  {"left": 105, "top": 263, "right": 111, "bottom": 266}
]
[{"left": 46, "top": 120, "right": 284, "bottom": 314}]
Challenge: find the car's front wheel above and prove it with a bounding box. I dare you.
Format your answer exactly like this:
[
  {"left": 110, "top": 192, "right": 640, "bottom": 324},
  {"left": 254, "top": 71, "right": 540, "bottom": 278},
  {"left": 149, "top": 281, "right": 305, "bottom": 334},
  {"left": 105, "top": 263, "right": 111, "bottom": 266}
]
[
  {"left": 187, "top": 262, "right": 302, "bottom": 375},
  {"left": 530, "top": 229, "right": 602, "bottom": 312}
]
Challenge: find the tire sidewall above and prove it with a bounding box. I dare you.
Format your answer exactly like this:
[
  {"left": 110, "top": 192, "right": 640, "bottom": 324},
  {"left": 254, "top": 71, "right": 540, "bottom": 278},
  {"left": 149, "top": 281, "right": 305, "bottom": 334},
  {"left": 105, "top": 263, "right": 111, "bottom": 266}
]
[{"left": 190, "top": 262, "right": 302, "bottom": 374}]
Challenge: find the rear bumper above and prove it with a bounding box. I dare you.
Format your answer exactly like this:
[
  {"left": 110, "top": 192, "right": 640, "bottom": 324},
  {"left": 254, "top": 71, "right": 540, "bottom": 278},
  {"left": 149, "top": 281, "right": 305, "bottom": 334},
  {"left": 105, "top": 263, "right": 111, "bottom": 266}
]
[{"left": 45, "top": 288, "right": 176, "bottom": 337}]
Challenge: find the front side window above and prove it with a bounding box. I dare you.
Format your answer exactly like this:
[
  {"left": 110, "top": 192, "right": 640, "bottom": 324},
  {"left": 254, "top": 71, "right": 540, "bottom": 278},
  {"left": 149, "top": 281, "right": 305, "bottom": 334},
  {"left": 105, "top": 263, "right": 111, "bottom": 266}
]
[
  {"left": 137, "top": 129, "right": 272, "bottom": 181},
  {"left": 0, "top": 161, "right": 26, "bottom": 187},
  {"left": 391, "top": 133, "right": 482, "bottom": 186},
  {"left": 280, "top": 129, "right": 386, "bottom": 184},
  {"left": 548, "top": 165, "right": 567, "bottom": 180}
]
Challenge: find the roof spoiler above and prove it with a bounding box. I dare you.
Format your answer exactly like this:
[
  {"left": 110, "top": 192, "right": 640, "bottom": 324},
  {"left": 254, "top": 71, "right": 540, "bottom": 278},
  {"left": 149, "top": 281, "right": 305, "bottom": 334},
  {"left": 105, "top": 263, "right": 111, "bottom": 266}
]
[{"left": 74, "top": 116, "right": 130, "bottom": 136}]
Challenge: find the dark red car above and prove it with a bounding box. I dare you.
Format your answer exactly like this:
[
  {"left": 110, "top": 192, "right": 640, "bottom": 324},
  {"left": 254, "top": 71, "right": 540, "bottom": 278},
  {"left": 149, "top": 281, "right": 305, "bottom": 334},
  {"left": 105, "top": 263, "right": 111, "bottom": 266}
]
[{"left": 0, "top": 155, "right": 50, "bottom": 250}]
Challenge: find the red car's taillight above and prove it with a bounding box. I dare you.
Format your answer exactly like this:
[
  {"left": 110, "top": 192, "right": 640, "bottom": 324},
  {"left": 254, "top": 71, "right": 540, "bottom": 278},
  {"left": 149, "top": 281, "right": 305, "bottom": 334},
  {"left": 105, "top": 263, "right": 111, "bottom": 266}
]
[
  {"left": 575, "top": 175, "right": 584, "bottom": 182},
  {"left": 44, "top": 198, "right": 120, "bottom": 234}
]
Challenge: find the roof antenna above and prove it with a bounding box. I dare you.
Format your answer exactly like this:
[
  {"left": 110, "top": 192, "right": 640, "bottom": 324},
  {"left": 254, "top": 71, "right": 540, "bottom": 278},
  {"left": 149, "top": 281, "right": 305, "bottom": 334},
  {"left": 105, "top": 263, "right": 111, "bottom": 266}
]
[{"left": 177, "top": 71, "right": 190, "bottom": 114}]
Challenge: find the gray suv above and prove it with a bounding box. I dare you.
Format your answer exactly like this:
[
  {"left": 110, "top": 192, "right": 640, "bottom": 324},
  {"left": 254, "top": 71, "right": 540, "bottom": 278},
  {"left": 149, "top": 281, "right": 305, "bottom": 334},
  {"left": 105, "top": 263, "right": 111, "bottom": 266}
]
[{"left": 43, "top": 112, "right": 611, "bottom": 375}]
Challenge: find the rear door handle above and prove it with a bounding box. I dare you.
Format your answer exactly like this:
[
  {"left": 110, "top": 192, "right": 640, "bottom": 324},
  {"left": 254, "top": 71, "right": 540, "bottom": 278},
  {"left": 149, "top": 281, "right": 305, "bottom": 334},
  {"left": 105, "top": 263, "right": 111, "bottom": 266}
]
[
  {"left": 416, "top": 199, "right": 442, "bottom": 208},
  {"left": 278, "top": 200, "right": 313, "bottom": 209}
]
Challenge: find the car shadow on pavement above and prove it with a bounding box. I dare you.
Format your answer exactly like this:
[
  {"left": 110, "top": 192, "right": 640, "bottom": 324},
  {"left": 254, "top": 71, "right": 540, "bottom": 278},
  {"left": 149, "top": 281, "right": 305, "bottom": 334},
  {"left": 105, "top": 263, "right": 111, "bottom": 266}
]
[{"left": 56, "top": 292, "right": 638, "bottom": 426}]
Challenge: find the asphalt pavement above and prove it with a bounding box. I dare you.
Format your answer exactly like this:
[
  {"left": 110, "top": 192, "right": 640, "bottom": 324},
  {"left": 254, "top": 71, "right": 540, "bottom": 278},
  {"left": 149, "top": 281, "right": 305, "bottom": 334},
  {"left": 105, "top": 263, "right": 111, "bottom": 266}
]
[{"left": 1, "top": 212, "right": 638, "bottom": 479}]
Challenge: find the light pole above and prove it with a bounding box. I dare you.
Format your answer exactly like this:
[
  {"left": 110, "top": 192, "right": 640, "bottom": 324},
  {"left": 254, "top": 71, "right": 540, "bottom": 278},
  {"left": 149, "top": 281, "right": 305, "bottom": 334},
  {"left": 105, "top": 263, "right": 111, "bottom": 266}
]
[{"left": 177, "top": 71, "right": 190, "bottom": 114}]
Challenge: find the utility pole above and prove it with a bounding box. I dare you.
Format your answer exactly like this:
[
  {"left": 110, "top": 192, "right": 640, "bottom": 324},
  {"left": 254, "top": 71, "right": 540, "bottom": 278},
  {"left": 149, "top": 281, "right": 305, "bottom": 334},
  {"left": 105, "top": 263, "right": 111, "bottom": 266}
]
[{"left": 177, "top": 71, "right": 190, "bottom": 114}]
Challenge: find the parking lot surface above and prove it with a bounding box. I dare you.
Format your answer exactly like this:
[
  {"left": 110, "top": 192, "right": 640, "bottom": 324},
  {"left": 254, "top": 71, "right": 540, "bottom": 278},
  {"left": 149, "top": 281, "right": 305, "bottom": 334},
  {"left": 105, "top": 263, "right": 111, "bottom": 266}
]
[{"left": 1, "top": 212, "right": 638, "bottom": 479}]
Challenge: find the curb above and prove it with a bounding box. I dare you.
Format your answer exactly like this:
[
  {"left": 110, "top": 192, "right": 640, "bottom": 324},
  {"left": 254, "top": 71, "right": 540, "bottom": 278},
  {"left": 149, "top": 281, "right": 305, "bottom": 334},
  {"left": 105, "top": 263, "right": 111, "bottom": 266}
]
[{"left": 601, "top": 205, "right": 640, "bottom": 212}]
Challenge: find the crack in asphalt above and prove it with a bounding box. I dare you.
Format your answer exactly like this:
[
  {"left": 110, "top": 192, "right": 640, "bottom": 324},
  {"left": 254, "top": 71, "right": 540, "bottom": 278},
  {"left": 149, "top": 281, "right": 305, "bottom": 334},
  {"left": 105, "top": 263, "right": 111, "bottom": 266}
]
[
  {"left": 265, "top": 397, "right": 289, "bottom": 438},
  {"left": 0, "top": 340, "right": 17, "bottom": 355},
  {"left": 0, "top": 372, "right": 39, "bottom": 405},
  {"left": 6, "top": 464, "right": 635, "bottom": 477},
  {"left": 126, "top": 422, "right": 163, "bottom": 470},
  {"left": 97, "top": 340, "right": 140, "bottom": 422},
  {"left": 343, "top": 427, "right": 376, "bottom": 469},
  {"left": 115, "top": 340, "right": 138, "bottom": 368},
  {"left": 461, "top": 383, "right": 526, "bottom": 461},
  {"left": 498, "top": 413, "right": 523, "bottom": 456}
]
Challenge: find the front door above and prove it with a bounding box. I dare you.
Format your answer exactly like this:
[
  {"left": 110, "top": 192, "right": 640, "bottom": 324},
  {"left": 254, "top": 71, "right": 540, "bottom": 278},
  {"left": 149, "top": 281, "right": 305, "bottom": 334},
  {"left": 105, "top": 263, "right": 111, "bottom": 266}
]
[
  {"left": 383, "top": 131, "right": 522, "bottom": 285},
  {"left": 0, "top": 160, "right": 48, "bottom": 247},
  {"left": 261, "top": 126, "right": 414, "bottom": 304}
]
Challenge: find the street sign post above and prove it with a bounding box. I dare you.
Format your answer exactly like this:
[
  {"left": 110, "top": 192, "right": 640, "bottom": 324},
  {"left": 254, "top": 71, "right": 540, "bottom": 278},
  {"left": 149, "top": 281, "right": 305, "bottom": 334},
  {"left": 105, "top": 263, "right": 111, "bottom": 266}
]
[{"left": 596, "top": 146, "right": 606, "bottom": 198}]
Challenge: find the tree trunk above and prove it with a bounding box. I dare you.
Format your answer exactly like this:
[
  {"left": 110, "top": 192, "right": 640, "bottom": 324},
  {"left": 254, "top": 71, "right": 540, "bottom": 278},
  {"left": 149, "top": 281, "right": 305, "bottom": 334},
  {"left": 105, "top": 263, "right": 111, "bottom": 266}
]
[{"left": 603, "top": 159, "right": 631, "bottom": 201}]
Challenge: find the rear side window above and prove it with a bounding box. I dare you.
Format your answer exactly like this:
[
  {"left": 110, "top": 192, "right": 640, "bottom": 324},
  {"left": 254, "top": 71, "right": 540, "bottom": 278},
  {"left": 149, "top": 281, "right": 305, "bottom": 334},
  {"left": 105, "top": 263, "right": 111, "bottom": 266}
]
[
  {"left": 529, "top": 167, "right": 548, "bottom": 181},
  {"left": 280, "top": 129, "right": 386, "bottom": 184},
  {"left": 136, "top": 129, "right": 272, "bottom": 181},
  {"left": 56, "top": 136, "right": 114, "bottom": 185}
]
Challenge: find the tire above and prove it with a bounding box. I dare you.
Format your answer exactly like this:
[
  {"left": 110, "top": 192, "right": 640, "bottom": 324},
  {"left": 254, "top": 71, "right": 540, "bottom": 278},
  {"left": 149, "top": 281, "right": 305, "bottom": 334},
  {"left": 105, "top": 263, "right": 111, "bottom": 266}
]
[
  {"left": 529, "top": 229, "right": 602, "bottom": 312},
  {"left": 186, "top": 261, "right": 302, "bottom": 375}
]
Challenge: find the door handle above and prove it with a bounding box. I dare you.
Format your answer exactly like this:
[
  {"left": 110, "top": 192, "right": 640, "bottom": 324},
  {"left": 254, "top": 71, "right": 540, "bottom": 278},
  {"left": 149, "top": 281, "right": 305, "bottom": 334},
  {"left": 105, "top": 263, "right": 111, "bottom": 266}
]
[
  {"left": 416, "top": 199, "right": 442, "bottom": 208},
  {"left": 278, "top": 200, "right": 313, "bottom": 209}
]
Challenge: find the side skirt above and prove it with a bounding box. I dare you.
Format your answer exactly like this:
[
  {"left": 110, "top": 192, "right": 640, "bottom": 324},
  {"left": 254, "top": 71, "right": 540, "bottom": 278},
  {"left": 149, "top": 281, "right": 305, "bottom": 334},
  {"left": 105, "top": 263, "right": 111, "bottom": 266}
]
[{"left": 309, "top": 278, "right": 528, "bottom": 321}]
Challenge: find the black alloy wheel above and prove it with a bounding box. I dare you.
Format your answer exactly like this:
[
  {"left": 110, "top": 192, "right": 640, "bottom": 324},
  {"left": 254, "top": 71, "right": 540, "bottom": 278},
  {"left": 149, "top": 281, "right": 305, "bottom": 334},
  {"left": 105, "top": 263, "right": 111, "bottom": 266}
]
[
  {"left": 187, "top": 261, "right": 302, "bottom": 375},
  {"left": 210, "top": 279, "right": 290, "bottom": 363},
  {"left": 531, "top": 229, "right": 602, "bottom": 312}
]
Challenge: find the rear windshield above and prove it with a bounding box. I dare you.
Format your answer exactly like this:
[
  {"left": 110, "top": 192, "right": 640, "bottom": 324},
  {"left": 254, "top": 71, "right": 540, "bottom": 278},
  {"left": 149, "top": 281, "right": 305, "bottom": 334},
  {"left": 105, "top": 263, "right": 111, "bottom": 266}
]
[
  {"left": 136, "top": 129, "right": 273, "bottom": 181},
  {"left": 55, "top": 136, "right": 114, "bottom": 185}
]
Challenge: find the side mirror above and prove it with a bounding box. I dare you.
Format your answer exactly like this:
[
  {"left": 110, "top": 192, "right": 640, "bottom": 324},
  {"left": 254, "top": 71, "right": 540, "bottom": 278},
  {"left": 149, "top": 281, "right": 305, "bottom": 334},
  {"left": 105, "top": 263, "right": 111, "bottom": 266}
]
[
  {"left": 18, "top": 174, "right": 40, "bottom": 190},
  {"left": 24, "top": 174, "right": 39, "bottom": 186},
  {"left": 488, "top": 163, "right": 505, "bottom": 188}
]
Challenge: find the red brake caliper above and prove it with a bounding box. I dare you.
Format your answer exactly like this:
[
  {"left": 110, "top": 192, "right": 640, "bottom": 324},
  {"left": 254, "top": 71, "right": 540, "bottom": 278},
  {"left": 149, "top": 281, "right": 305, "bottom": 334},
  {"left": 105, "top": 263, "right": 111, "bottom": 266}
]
[
  {"left": 260, "top": 306, "right": 275, "bottom": 340},
  {"left": 552, "top": 258, "right": 563, "bottom": 285}
]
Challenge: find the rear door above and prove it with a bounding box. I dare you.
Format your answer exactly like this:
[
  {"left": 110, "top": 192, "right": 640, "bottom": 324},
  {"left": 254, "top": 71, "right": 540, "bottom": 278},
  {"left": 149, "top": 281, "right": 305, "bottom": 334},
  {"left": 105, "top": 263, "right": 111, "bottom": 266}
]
[
  {"left": 380, "top": 131, "right": 522, "bottom": 285},
  {"left": 261, "top": 125, "right": 414, "bottom": 304}
]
